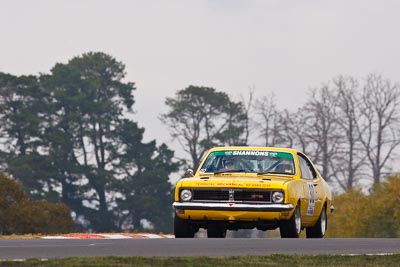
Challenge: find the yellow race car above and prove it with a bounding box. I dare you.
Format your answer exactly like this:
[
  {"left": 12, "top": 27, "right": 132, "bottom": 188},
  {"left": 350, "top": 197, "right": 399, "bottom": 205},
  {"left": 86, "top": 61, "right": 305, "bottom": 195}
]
[{"left": 173, "top": 146, "right": 334, "bottom": 238}]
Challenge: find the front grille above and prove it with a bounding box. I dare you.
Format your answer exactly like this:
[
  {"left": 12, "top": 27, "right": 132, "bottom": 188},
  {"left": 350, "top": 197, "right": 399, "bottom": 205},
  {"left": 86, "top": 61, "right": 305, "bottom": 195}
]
[
  {"left": 193, "top": 189, "right": 229, "bottom": 201},
  {"left": 191, "top": 189, "right": 272, "bottom": 203},
  {"left": 235, "top": 190, "right": 271, "bottom": 202}
]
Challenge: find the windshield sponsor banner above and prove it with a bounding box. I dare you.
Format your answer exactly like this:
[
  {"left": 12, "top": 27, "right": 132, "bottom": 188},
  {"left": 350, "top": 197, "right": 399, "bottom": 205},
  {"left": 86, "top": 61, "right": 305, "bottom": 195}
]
[{"left": 209, "top": 150, "right": 293, "bottom": 159}]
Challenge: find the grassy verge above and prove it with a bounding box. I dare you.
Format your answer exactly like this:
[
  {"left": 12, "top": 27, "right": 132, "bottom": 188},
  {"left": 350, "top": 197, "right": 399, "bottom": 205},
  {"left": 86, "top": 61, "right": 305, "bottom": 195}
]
[
  {"left": 1, "top": 254, "right": 400, "bottom": 267},
  {"left": 0, "top": 234, "right": 42, "bottom": 239}
]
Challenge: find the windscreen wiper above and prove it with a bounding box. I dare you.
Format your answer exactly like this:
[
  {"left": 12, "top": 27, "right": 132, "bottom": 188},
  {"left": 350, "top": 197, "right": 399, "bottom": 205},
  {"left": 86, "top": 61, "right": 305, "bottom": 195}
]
[
  {"left": 214, "top": 169, "right": 247, "bottom": 174},
  {"left": 258, "top": 171, "right": 293, "bottom": 175},
  {"left": 256, "top": 171, "right": 274, "bottom": 175}
]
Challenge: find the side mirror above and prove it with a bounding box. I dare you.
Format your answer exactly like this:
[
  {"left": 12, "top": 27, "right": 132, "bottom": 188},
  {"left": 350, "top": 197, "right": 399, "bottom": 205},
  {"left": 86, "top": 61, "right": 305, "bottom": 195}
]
[{"left": 186, "top": 169, "right": 194, "bottom": 177}]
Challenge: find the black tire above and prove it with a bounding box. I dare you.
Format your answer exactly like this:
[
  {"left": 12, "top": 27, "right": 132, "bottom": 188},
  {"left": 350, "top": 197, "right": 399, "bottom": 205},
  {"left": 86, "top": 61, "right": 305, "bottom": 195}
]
[
  {"left": 207, "top": 227, "right": 227, "bottom": 238},
  {"left": 280, "top": 204, "right": 301, "bottom": 238},
  {"left": 306, "top": 206, "right": 327, "bottom": 238},
  {"left": 174, "top": 215, "right": 197, "bottom": 238}
]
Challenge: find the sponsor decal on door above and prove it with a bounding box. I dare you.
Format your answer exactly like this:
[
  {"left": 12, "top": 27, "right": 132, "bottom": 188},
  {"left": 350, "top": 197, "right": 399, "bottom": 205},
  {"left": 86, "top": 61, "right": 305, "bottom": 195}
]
[{"left": 307, "top": 182, "right": 315, "bottom": 216}]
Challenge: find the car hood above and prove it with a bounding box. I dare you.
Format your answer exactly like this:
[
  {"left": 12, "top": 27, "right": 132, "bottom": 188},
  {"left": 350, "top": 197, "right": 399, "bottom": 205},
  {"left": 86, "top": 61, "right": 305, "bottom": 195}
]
[{"left": 179, "top": 174, "right": 291, "bottom": 189}]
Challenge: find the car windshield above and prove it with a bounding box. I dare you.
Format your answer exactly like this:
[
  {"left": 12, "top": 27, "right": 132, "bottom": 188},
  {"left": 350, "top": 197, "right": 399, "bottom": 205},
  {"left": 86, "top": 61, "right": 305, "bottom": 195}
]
[{"left": 199, "top": 150, "right": 295, "bottom": 175}]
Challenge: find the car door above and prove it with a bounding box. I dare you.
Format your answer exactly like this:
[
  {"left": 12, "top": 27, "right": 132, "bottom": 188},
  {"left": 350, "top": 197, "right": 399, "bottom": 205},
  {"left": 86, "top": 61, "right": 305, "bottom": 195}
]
[
  {"left": 307, "top": 161, "right": 324, "bottom": 221},
  {"left": 298, "top": 154, "right": 318, "bottom": 223},
  {"left": 298, "top": 153, "right": 324, "bottom": 223}
]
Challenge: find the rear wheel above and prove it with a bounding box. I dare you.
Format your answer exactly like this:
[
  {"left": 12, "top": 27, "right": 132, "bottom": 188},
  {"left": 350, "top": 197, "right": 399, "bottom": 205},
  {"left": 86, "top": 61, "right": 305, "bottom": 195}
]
[
  {"left": 306, "top": 206, "right": 327, "bottom": 238},
  {"left": 174, "top": 215, "right": 197, "bottom": 238},
  {"left": 207, "top": 227, "right": 227, "bottom": 238},
  {"left": 280, "top": 204, "right": 301, "bottom": 238}
]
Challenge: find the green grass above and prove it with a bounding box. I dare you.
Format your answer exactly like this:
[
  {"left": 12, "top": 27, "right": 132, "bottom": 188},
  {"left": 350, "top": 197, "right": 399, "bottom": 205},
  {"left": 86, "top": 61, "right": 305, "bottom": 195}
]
[{"left": 1, "top": 254, "right": 400, "bottom": 267}]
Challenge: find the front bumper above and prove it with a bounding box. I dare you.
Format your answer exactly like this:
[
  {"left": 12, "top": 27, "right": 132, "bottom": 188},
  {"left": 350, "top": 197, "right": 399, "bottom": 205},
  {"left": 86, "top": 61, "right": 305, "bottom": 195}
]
[{"left": 172, "top": 202, "right": 294, "bottom": 212}]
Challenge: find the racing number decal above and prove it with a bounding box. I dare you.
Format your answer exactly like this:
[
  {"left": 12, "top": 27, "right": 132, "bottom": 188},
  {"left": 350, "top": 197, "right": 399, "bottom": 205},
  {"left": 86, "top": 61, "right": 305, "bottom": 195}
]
[{"left": 307, "top": 182, "right": 315, "bottom": 216}]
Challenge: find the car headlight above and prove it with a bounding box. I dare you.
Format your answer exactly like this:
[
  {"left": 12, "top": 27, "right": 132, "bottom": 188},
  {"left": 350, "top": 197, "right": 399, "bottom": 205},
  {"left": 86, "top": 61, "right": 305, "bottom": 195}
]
[
  {"left": 272, "top": 191, "right": 284, "bottom": 203},
  {"left": 180, "top": 189, "right": 193, "bottom": 201}
]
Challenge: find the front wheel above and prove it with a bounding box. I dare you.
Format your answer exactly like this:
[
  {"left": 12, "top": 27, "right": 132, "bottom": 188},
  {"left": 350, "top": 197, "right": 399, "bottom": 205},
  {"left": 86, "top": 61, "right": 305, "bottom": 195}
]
[
  {"left": 306, "top": 206, "right": 327, "bottom": 238},
  {"left": 174, "top": 215, "right": 197, "bottom": 238},
  {"left": 280, "top": 204, "right": 301, "bottom": 238}
]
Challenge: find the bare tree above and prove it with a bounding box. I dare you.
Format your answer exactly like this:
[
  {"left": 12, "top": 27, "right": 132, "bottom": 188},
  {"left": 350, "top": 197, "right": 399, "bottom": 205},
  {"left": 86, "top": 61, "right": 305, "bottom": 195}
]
[
  {"left": 302, "top": 84, "right": 342, "bottom": 182},
  {"left": 280, "top": 109, "right": 311, "bottom": 153},
  {"left": 332, "top": 75, "right": 365, "bottom": 191},
  {"left": 239, "top": 87, "right": 255, "bottom": 145},
  {"left": 278, "top": 109, "right": 295, "bottom": 148},
  {"left": 253, "top": 93, "right": 283, "bottom": 147},
  {"left": 357, "top": 74, "right": 400, "bottom": 185}
]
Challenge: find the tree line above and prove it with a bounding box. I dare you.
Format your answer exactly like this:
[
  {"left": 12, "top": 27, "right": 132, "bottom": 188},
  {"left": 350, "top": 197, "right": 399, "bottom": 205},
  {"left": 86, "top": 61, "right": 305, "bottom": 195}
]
[{"left": 162, "top": 75, "right": 400, "bottom": 192}]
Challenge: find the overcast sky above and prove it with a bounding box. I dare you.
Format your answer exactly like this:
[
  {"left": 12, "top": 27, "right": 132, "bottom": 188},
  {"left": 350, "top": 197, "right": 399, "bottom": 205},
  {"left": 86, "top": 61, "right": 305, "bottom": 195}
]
[{"left": 1, "top": 0, "right": 400, "bottom": 160}]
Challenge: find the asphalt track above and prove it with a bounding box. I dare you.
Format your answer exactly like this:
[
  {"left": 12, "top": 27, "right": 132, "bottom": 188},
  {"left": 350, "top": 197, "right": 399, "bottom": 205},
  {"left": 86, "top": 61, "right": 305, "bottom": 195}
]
[{"left": 0, "top": 238, "right": 399, "bottom": 259}]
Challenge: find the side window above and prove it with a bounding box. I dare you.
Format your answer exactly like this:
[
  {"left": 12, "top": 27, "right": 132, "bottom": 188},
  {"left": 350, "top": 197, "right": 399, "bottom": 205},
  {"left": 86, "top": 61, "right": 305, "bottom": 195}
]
[
  {"left": 299, "top": 156, "right": 312, "bottom": 180},
  {"left": 308, "top": 161, "right": 317, "bottom": 179},
  {"left": 298, "top": 154, "right": 317, "bottom": 180}
]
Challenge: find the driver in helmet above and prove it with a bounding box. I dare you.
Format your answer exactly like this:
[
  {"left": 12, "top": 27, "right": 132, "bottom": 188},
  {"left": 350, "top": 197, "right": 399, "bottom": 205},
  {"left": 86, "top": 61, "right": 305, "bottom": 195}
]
[{"left": 221, "top": 158, "right": 236, "bottom": 171}]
